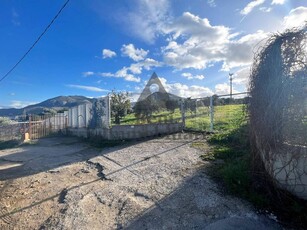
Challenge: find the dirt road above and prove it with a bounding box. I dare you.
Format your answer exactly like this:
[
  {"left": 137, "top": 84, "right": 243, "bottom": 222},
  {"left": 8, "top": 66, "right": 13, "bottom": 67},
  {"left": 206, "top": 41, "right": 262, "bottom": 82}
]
[{"left": 0, "top": 135, "right": 280, "bottom": 229}]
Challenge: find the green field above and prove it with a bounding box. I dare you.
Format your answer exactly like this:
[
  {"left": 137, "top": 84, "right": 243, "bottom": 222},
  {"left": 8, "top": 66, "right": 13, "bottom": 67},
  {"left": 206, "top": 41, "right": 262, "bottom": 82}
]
[{"left": 112, "top": 104, "right": 247, "bottom": 132}]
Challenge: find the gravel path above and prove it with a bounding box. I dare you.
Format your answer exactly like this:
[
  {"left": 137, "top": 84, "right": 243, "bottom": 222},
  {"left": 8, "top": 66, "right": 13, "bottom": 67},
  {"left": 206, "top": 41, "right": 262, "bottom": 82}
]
[{"left": 0, "top": 135, "right": 281, "bottom": 229}]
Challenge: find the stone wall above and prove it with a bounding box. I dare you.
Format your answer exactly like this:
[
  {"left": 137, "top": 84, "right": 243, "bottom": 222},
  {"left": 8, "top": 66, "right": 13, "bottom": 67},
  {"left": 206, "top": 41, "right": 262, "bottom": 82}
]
[{"left": 0, "top": 123, "right": 28, "bottom": 141}]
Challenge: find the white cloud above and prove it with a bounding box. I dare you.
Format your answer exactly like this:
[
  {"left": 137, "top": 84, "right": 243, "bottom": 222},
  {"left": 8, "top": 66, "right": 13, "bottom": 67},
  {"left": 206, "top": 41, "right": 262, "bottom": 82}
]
[
  {"left": 161, "top": 12, "right": 268, "bottom": 71},
  {"left": 66, "top": 84, "right": 108, "bottom": 92},
  {"left": 99, "top": 72, "right": 114, "bottom": 77},
  {"left": 10, "top": 100, "right": 36, "bottom": 108},
  {"left": 283, "top": 7, "right": 307, "bottom": 29},
  {"left": 123, "top": 74, "right": 140, "bottom": 82},
  {"left": 222, "top": 30, "right": 268, "bottom": 71},
  {"left": 163, "top": 12, "right": 230, "bottom": 41},
  {"left": 181, "top": 73, "right": 205, "bottom": 80},
  {"left": 162, "top": 12, "right": 230, "bottom": 69},
  {"left": 99, "top": 68, "right": 141, "bottom": 83},
  {"left": 99, "top": 58, "right": 160, "bottom": 82},
  {"left": 121, "top": 44, "right": 148, "bottom": 61},
  {"left": 233, "top": 66, "right": 251, "bottom": 86},
  {"left": 125, "top": 0, "right": 171, "bottom": 43},
  {"left": 240, "top": 0, "right": 266, "bottom": 15},
  {"left": 215, "top": 83, "right": 229, "bottom": 95},
  {"left": 207, "top": 0, "right": 216, "bottom": 7},
  {"left": 102, "top": 49, "right": 117, "bottom": 59},
  {"left": 82, "top": 71, "right": 94, "bottom": 77},
  {"left": 259, "top": 7, "right": 272, "bottom": 12},
  {"left": 159, "top": 77, "right": 213, "bottom": 98},
  {"left": 271, "top": 0, "right": 285, "bottom": 5},
  {"left": 12, "top": 8, "right": 20, "bottom": 26},
  {"left": 129, "top": 58, "right": 161, "bottom": 74},
  {"left": 215, "top": 83, "right": 239, "bottom": 95}
]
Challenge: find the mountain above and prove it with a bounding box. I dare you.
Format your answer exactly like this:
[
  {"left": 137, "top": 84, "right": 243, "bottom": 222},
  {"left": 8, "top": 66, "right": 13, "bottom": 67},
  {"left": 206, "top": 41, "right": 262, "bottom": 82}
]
[
  {"left": 0, "top": 96, "right": 93, "bottom": 117},
  {"left": 0, "top": 93, "right": 184, "bottom": 117},
  {"left": 33, "top": 95, "right": 93, "bottom": 108}
]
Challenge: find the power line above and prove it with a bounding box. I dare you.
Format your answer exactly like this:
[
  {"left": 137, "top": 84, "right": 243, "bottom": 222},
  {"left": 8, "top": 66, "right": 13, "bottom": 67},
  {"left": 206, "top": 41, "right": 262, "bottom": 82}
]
[{"left": 0, "top": 0, "right": 70, "bottom": 84}]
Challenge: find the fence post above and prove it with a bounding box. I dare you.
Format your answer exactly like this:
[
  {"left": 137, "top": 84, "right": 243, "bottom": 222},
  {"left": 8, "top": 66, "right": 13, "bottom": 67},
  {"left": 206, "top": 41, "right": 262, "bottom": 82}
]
[
  {"left": 29, "top": 115, "right": 32, "bottom": 139},
  {"left": 107, "top": 95, "right": 111, "bottom": 129},
  {"left": 181, "top": 99, "right": 185, "bottom": 129},
  {"left": 210, "top": 96, "right": 214, "bottom": 132}
]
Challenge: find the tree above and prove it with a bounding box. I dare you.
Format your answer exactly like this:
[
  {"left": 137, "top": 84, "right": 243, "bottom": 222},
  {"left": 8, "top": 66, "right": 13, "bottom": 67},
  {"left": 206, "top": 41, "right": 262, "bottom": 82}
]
[
  {"left": 165, "top": 100, "right": 178, "bottom": 113},
  {"left": 110, "top": 91, "right": 131, "bottom": 124},
  {"left": 0, "top": 117, "right": 12, "bottom": 125},
  {"left": 134, "top": 97, "right": 159, "bottom": 123},
  {"left": 185, "top": 98, "right": 197, "bottom": 114}
]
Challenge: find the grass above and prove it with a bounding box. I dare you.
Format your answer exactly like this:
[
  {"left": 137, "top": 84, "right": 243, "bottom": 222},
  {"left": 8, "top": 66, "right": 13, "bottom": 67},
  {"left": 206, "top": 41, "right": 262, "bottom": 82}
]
[
  {"left": 113, "top": 108, "right": 183, "bottom": 125},
  {"left": 192, "top": 122, "right": 259, "bottom": 200},
  {"left": 114, "top": 104, "right": 246, "bottom": 134},
  {"left": 191, "top": 106, "right": 307, "bottom": 229}
]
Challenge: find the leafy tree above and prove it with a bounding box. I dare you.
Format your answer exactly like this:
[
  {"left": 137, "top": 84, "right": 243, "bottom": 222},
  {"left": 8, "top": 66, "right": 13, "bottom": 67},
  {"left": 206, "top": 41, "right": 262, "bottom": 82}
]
[
  {"left": 185, "top": 98, "right": 197, "bottom": 114},
  {"left": 0, "top": 117, "right": 12, "bottom": 125},
  {"left": 165, "top": 100, "right": 178, "bottom": 113},
  {"left": 110, "top": 91, "right": 131, "bottom": 124},
  {"left": 134, "top": 97, "right": 159, "bottom": 122}
]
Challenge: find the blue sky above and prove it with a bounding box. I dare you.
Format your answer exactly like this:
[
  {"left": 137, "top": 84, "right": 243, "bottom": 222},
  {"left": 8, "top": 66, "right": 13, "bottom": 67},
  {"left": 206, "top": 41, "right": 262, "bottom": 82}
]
[{"left": 0, "top": 0, "right": 306, "bottom": 108}]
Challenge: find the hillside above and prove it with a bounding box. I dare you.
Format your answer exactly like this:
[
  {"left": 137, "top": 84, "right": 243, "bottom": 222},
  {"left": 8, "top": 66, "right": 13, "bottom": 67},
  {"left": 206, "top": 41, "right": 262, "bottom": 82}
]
[{"left": 0, "top": 96, "right": 93, "bottom": 117}]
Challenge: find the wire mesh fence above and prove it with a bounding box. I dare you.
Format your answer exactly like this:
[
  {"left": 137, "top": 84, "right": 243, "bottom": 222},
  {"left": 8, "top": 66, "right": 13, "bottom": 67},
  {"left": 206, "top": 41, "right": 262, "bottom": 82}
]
[
  {"left": 184, "top": 97, "right": 211, "bottom": 131},
  {"left": 211, "top": 92, "right": 250, "bottom": 132},
  {"left": 110, "top": 91, "right": 250, "bottom": 133},
  {"left": 111, "top": 92, "right": 183, "bottom": 126},
  {"left": 184, "top": 92, "right": 250, "bottom": 132}
]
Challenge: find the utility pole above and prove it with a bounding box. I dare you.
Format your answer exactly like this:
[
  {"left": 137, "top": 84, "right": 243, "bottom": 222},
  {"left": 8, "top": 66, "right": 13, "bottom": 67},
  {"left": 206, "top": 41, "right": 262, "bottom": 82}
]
[{"left": 229, "top": 73, "right": 234, "bottom": 99}]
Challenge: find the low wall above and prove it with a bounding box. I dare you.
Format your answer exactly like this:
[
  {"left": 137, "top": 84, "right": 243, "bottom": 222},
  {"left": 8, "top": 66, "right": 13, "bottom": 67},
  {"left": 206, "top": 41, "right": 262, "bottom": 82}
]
[
  {"left": 0, "top": 123, "right": 28, "bottom": 141},
  {"left": 255, "top": 136, "right": 307, "bottom": 200},
  {"left": 272, "top": 144, "right": 307, "bottom": 200},
  {"left": 67, "top": 122, "right": 183, "bottom": 140}
]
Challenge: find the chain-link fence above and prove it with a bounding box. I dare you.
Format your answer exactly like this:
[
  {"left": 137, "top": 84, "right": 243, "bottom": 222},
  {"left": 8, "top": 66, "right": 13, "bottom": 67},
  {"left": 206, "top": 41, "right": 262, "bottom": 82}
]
[
  {"left": 110, "top": 91, "right": 250, "bottom": 133},
  {"left": 111, "top": 92, "right": 183, "bottom": 126},
  {"left": 184, "top": 92, "right": 250, "bottom": 132}
]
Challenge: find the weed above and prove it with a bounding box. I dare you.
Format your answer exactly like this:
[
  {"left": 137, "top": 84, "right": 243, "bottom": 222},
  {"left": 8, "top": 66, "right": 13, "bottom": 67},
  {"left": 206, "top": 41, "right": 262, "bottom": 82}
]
[{"left": 195, "top": 120, "right": 307, "bottom": 229}]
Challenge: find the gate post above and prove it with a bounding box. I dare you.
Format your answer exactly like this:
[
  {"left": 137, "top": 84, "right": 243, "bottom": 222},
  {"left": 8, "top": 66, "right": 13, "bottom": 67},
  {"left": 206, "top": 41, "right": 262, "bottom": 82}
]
[{"left": 107, "top": 95, "right": 111, "bottom": 129}]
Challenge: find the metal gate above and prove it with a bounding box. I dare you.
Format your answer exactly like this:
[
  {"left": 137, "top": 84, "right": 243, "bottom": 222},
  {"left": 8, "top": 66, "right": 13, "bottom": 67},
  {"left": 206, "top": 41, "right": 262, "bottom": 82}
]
[{"left": 29, "top": 114, "right": 67, "bottom": 139}]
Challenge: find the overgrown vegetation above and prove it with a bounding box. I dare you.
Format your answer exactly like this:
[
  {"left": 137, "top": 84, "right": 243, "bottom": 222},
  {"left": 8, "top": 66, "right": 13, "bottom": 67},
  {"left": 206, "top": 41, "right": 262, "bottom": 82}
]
[
  {"left": 192, "top": 104, "right": 307, "bottom": 229},
  {"left": 110, "top": 91, "right": 131, "bottom": 125},
  {"left": 0, "top": 116, "right": 14, "bottom": 125},
  {"left": 250, "top": 26, "right": 306, "bottom": 147},
  {"left": 198, "top": 123, "right": 267, "bottom": 204},
  {"left": 248, "top": 26, "right": 307, "bottom": 229}
]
